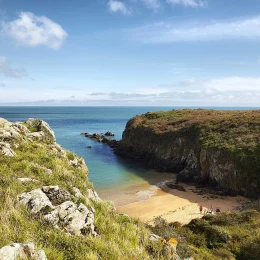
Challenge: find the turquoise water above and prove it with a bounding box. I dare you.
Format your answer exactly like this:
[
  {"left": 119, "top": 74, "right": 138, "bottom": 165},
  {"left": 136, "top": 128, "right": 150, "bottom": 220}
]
[{"left": 1, "top": 106, "right": 259, "bottom": 194}]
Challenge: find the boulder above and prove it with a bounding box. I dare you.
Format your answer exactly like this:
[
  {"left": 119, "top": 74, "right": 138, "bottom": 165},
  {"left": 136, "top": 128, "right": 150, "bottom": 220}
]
[
  {"left": 18, "top": 186, "right": 97, "bottom": 237},
  {"left": 44, "top": 201, "right": 97, "bottom": 237},
  {"left": 0, "top": 243, "right": 47, "bottom": 260},
  {"left": 26, "top": 119, "right": 56, "bottom": 143},
  {"left": 18, "top": 188, "right": 54, "bottom": 214}
]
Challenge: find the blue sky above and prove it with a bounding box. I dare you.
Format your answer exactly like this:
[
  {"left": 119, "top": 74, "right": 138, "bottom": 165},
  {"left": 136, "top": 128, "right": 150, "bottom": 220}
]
[{"left": 0, "top": 0, "right": 260, "bottom": 106}]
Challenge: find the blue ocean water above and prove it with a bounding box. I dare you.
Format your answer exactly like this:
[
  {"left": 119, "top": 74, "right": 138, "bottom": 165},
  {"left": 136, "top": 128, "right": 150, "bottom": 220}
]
[{"left": 1, "top": 106, "right": 259, "bottom": 195}]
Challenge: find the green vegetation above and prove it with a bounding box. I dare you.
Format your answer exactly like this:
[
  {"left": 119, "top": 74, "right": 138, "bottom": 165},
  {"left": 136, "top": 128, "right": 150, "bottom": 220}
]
[
  {"left": 0, "top": 137, "right": 163, "bottom": 260},
  {"left": 139, "top": 109, "right": 260, "bottom": 152},
  {"left": 119, "top": 109, "right": 260, "bottom": 195},
  {"left": 149, "top": 210, "right": 260, "bottom": 260}
]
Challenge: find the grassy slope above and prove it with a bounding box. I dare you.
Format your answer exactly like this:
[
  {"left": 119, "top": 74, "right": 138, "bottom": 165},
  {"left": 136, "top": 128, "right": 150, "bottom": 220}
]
[
  {"left": 0, "top": 136, "right": 157, "bottom": 260},
  {"left": 150, "top": 210, "right": 260, "bottom": 260}
]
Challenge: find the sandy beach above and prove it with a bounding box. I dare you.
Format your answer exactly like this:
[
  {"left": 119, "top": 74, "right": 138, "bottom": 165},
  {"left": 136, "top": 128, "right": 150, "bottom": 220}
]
[{"left": 117, "top": 181, "right": 248, "bottom": 225}]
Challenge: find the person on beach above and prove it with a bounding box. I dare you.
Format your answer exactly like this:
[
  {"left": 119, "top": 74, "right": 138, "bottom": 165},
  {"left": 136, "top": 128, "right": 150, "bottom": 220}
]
[{"left": 199, "top": 205, "right": 203, "bottom": 214}]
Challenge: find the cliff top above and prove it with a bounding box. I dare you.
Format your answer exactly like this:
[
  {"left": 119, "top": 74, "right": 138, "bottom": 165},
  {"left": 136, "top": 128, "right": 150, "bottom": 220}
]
[{"left": 129, "top": 109, "right": 260, "bottom": 151}]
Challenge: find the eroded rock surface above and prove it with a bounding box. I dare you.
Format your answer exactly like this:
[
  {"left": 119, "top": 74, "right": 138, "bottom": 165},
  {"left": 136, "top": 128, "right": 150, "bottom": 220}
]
[
  {"left": 18, "top": 186, "right": 97, "bottom": 237},
  {"left": 0, "top": 243, "right": 47, "bottom": 260},
  {"left": 26, "top": 119, "right": 56, "bottom": 144}
]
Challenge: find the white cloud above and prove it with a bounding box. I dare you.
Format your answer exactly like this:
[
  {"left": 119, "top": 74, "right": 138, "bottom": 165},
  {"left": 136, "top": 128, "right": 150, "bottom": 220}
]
[
  {"left": 108, "top": 0, "right": 131, "bottom": 15},
  {"left": 2, "top": 12, "right": 68, "bottom": 50},
  {"left": 129, "top": 16, "right": 260, "bottom": 43},
  {"left": 0, "top": 82, "right": 5, "bottom": 87},
  {"left": 140, "top": 0, "right": 161, "bottom": 10},
  {"left": 0, "top": 56, "right": 27, "bottom": 78},
  {"left": 166, "top": 0, "right": 205, "bottom": 7}
]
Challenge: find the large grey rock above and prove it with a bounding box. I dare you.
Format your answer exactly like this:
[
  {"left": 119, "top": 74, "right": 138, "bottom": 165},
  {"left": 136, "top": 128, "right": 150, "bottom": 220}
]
[
  {"left": 19, "top": 186, "right": 97, "bottom": 237},
  {"left": 26, "top": 119, "right": 56, "bottom": 143},
  {"left": 44, "top": 201, "right": 97, "bottom": 237},
  {"left": 18, "top": 188, "right": 54, "bottom": 214},
  {"left": 0, "top": 243, "right": 47, "bottom": 260}
]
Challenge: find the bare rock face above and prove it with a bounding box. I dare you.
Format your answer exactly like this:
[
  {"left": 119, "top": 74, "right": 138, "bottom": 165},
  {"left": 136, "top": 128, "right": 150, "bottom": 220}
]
[
  {"left": 26, "top": 119, "right": 56, "bottom": 144},
  {"left": 44, "top": 202, "right": 97, "bottom": 236},
  {"left": 18, "top": 186, "right": 97, "bottom": 237},
  {"left": 0, "top": 243, "right": 47, "bottom": 260},
  {"left": 42, "top": 186, "right": 70, "bottom": 206},
  {"left": 18, "top": 188, "right": 55, "bottom": 214}
]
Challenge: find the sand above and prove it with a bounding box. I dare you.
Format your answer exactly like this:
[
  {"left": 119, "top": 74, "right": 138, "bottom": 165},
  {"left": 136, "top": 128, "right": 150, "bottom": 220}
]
[{"left": 117, "top": 182, "right": 248, "bottom": 225}]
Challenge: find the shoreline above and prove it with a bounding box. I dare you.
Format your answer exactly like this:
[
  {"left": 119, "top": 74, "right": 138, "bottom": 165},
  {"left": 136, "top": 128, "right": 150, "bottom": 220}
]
[{"left": 116, "top": 181, "right": 248, "bottom": 225}]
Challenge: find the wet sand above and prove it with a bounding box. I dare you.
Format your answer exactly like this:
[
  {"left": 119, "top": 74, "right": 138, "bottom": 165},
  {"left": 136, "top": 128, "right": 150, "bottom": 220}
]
[{"left": 116, "top": 181, "right": 248, "bottom": 225}]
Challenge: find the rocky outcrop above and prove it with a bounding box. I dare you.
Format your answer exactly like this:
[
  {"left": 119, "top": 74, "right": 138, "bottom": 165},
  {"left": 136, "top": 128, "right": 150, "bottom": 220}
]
[
  {"left": 0, "top": 243, "right": 47, "bottom": 260},
  {"left": 18, "top": 186, "right": 97, "bottom": 237},
  {"left": 116, "top": 109, "right": 260, "bottom": 197},
  {"left": 26, "top": 119, "right": 56, "bottom": 144},
  {"left": 104, "top": 131, "right": 115, "bottom": 137},
  {"left": 81, "top": 132, "right": 118, "bottom": 148},
  {"left": 0, "top": 117, "right": 57, "bottom": 158}
]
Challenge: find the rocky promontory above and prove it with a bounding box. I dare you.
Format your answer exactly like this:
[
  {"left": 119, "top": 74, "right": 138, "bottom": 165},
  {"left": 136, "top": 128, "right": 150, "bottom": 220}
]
[
  {"left": 116, "top": 109, "right": 260, "bottom": 197},
  {"left": 0, "top": 117, "right": 176, "bottom": 260}
]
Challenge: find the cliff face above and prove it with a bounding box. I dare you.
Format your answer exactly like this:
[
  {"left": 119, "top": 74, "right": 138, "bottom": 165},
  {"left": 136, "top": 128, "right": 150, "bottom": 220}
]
[{"left": 117, "top": 109, "right": 260, "bottom": 197}]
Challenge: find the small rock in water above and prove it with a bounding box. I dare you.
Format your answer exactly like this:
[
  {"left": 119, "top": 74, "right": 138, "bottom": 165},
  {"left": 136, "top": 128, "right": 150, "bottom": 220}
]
[{"left": 104, "top": 131, "right": 115, "bottom": 137}]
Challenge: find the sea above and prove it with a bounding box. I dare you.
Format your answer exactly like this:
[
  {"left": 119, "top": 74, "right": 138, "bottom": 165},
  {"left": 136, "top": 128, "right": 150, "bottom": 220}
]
[{"left": 0, "top": 106, "right": 258, "bottom": 206}]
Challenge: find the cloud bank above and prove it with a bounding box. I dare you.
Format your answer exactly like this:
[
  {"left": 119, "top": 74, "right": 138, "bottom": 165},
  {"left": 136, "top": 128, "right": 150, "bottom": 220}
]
[
  {"left": 2, "top": 12, "right": 68, "bottom": 49},
  {"left": 129, "top": 16, "right": 260, "bottom": 43},
  {"left": 2, "top": 77, "right": 260, "bottom": 106}
]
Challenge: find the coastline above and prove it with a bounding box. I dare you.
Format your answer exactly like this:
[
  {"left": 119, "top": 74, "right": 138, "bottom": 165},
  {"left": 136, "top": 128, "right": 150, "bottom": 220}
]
[{"left": 116, "top": 180, "right": 248, "bottom": 225}]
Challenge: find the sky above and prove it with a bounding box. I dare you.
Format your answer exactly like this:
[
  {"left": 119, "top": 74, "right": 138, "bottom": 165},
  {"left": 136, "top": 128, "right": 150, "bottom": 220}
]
[{"left": 0, "top": 0, "right": 260, "bottom": 106}]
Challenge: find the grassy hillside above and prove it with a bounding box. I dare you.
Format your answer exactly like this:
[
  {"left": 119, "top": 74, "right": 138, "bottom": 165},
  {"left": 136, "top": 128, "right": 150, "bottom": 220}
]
[{"left": 0, "top": 118, "right": 164, "bottom": 260}]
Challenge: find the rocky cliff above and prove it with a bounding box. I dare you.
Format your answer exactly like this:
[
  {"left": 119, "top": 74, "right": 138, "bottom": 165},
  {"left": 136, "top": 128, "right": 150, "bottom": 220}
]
[{"left": 116, "top": 109, "right": 260, "bottom": 197}]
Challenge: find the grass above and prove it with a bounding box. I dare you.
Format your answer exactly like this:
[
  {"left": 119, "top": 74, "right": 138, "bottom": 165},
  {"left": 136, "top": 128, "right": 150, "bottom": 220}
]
[{"left": 0, "top": 128, "right": 165, "bottom": 260}]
